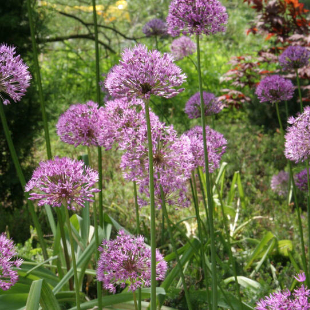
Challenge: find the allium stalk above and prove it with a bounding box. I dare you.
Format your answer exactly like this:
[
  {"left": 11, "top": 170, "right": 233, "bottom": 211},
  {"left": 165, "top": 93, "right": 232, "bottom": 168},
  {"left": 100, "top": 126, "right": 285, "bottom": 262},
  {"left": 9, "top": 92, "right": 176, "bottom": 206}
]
[
  {"left": 196, "top": 34, "right": 218, "bottom": 309},
  {"left": 0, "top": 233, "right": 23, "bottom": 291}
]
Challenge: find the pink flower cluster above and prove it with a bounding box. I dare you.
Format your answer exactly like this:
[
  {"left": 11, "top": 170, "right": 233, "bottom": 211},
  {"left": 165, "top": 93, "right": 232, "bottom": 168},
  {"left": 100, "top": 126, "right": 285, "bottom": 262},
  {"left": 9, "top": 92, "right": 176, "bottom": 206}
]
[
  {"left": 0, "top": 44, "right": 31, "bottom": 105},
  {"left": 97, "top": 230, "right": 167, "bottom": 293},
  {"left": 270, "top": 171, "right": 289, "bottom": 196},
  {"left": 0, "top": 233, "right": 23, "bottom": 291},
  {"left": 25, "top": 157, "right": 99, "bottom": 210},
  {"left": 170, "top": 36, "right": 196, "bottom": 61}
]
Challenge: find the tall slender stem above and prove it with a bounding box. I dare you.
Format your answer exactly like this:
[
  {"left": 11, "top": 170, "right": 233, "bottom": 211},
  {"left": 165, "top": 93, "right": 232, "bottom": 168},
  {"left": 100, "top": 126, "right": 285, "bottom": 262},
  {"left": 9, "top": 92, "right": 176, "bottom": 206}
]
[
  {"left": 159, "top": 182, "right": 193, "bottom": 310},
  {"left": 26, "top": 0, "right": 52, "bottom": 159},
  {"left": 295, "top": 69, "right": 303, "bottom": 113},
  {"left": 0, "top": 101, "right": 48, "bottom": 260},
  {"left": 144, "top": 100, "right": 157, "bottom": 310},
  {"left": 133, "top": 291, "right": 138, "bottom": 310},
  {"left": 196, "top": 34, "right": 217, "bottom": 309},
  {"left": 64, "top": 206, "right": 81, "bottom": 310},
  {"left": 133, "top": 181, "right": 141, "bottom": 310},
  {"left": 275, "top": 102, "right": 283, "bottom": 135}
]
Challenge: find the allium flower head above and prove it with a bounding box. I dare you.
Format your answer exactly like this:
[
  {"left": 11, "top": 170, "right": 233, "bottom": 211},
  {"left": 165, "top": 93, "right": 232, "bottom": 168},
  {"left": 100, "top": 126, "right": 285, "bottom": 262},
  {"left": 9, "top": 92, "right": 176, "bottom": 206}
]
[
  {"left": 185, "top": 91, "right": 223, "bottom": 119},
  {"left": 285, "top": 107, "right": 310, "bottom": 163},
  {"left": 270, "top": 171, "right": 289, "bottom": 196},
  {"left": 97, "top": 230, "right": 167, "bottom": 293},
  {"left": 183, "top": 125, "right": 227, "bottom": 173},
  {"left": 279, "top": 46, "right": 310, "bottom": 71},
  {"left": 121, "top": 116, "right": 193, "bottom": 208},
  {"left": 256, "top": 272, "right": 310, "bottom": 310},
  {"left": 255, "top": 75, "right": 294, "bottom": 103},
  {"left": 294, "top": 168, "right": 310, "bottom": 192},
  {"left": 25, "top": 157, "right": 100, "bottom": 210},
  {"left": 170, "top": 36, "right": 196, "bottom": 61},
  {"left": 0, "top": 233, "right": 23, "bottom": 291},
  {"left": 142, "top": 19, "right": 167, "bottom": 37},
  {"left": 105, "top": 44, "right": 186, "bottom": 100},
  {"left": 56, "top": 101, "right": 103, "bottom": 147},
  {"left": 167, "top": 0, "right": 228, "bottom": 37},
  {"left": 0, "top": 44, "right": 31, "bottom": 105}
]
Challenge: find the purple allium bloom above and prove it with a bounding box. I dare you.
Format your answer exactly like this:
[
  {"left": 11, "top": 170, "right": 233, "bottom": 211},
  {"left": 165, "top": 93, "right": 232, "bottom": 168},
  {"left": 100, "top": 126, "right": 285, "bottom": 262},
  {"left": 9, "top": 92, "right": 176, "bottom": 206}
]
[
  {"left": 100, "top": 73, "right": 114, "bottom": 103},
  {"left": 279, "top": 46, "right": 310, "bottom": 71},
  {"left": 97, "top": 230, "right": 167, "bottom": 293},
  {"left": 167, "top": 0, "right": 228, "bottom": 37},
  {"left": 0, "top": 44, "right": 31, "bottom": 105},
  {"left": 97, "top": 98, "right": 154, "bottom": 151},
  {"left": 0, "top": 233, "right": 23, "bottom": 291},
  {"left": 256, "top": 272, "right": 310, "bottom": 310},
  {"left": 285, "top": 107, "right": 310, "bottom": 163},
  {"left": 121, "top": 118, "right": 193, "bottom": 208},
  {"left": 105, "top": 44, "right": 186, "bottom": 100},
  {"left": 294, "top": 168, "right": 310, "bottom": 192},
  {"left": 25, "top": 157, "right": 100, "bottom": 210},
  {"left": 170, "top": 36, "right": 196, "bottom": 61},
  {"left": 184, "top": 91, "right": 223, "bottom": 119},
  {"left": 142, "top": 19, "right": 168, "bottom": 37},
  {"left": 56, "top": 101, "right": 103, "bottom": 147},
  {"left": 270, "top": 171, "right": 289, "bottom": 196},
  {"left": 255, "top": 75, "right": 295, "bottom": 103},
  {"left": 183, "top": 125, "right": 227, "bottom": 173}
]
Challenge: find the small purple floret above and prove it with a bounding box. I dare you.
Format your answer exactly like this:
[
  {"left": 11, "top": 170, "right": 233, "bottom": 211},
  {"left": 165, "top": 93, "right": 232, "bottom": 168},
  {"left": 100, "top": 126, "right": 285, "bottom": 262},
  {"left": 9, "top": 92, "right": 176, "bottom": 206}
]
[
  {"left": 105, "top": 44, "right": 186, "bottom": 100},
  {"left": 97, "top": 230, "right": 167, "bottom": 293},
  {"left": 167, "top": 0, "right": 228, "bottom": 37},
  {"left": 183, "top": 125, "right": 227, "bottom": 173},
  {"left": 56, "top": 101, "right": 103, "bottom": 147},
  {"left": 25, "top": 157, "right": 100, "bottom": 210},
  {"left": 170, "top": 36, "right": 196, "bottom": 61},
  {"left": 0, "top": 233, "right": 23, "bottom": 291},
  {"left": 256, "top": 272, "right": 310, "bottom": 309},
  {"left": 255, "top": 75, "right": 294, "bottom": 103},
  {"left": 270, "top": 171, "right": 289, "bottom": 196},
  {"left": 279, "top": 46, "right": 310, "bottom": 71},
  {"left": 142, "top": 19, "right": 167, "bottom": 37},
  {"left": 285, "top": 107, "right": 310, "bottom": 163},
  {"left": 0, "top": 44, "right": 31, "bottom": 105},
  {"left": 185, "top": 91, "right": 223, "bottom": 119},
  {"left": 295, "top": 168, "right": 310, "bottom": 192}
]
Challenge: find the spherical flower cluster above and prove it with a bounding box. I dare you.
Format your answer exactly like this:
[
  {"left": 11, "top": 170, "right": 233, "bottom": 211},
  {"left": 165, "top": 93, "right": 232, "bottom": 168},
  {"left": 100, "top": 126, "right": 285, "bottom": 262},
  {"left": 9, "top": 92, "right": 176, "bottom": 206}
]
[
  {"left": 142, "top": 19, "right": 167, "bottom": 37},
  {"left": 183, "top": 125, "right": 227, "bottom": 173},
  {"left": 25, "top": 157, "right": 100, "bottom": 210},
  {"left": 97, "top": 230, "right": 167, "bottom": 293},
  {"left": 270, "top": 171, "right": 289, "bottom": 196},
  {"left": 56, "top": 101, "right": 103, "bottom": 147},
  {"left": 295, "top": 168, "right": 310, "bottom": 192},
  {"left": 121, "top": 118, "right": 193, "bottom": 208},
  {"left": 285, "top": 107, "right": 310, "bottom": 163},
  {"left": 255, "top": 75, "right": 294, "bottom": 103},
  {"left": 167, "top": 0, "right": 228, "bottom": 37},
  {"left": 256, "top": 272, "right": 310, "bottom": 310},
  {"left": 279, "top": 46, "right": 310, "bottom": 71},
  {"left": 97, "top": 98, "right": 155, "bottom": 151},
  {"left": 184, "top": 91, "right": 223, "bottom": 119},
  {"left": 0, "top": 44, "right": 31, "bottom": 105},
  {"left": 170, "top": 36, "right": 196, "bottom": 61},
  {"left": 105, "top": 44, "right": 186, "bottom": 100},
  {"left": 0, "top": 233, "right": 23, "bottom": 291}
]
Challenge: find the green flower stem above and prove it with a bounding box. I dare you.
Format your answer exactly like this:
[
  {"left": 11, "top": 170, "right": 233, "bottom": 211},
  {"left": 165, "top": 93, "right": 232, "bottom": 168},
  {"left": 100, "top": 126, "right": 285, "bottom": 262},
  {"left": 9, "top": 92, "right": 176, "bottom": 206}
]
[
  {"left": 144, "top": 99, "right": 157, "bottom": 310},
  {"left": 64, "top": 206, "right": 81, "bottom": 310},
  {"left": 26, "top": 0, "right": 52, "bottom": 159},
  {"left": 197, "top": 168, "right": 209, "bottom": 234},
  {"left": 55, "top": 208, "right": 73, "bottom": 290},
  {"left": 295, "top": 69, "right": 303, "bottom": 113},
  {"left": 91, "top": 0, "right": 103, "bottom": 230},
  {"left": 275, "top": 100, "right": 309, "bottom": 285},
  {"left": 0, "top": 101, "right": 48, "bottom": 260},
  {"left": 87, "top": 147, "right": 102, "bottom": 309},
  {"left": 284, "top": 100, "right": 289, "bottom": 119},
  {"left": 214, "top": 182, "right": 242, "bottom": 309},
  {"left": 155, "top": 35, "right": 159, "bottom": 51},
  {"left": 133, "top": 181, "right": 141, "bottom": 310},
  {"left": 189, "top": 174, "right": 209, "bottom": 302},
  {"left": 133, "top": 291, "right": 138, "bottom": 310},
  {"left": 196, "top": 34, "right": 217, "bottom": 310},
  {"left": 159, "top": 182, "right": 193, "bottom": 310}
]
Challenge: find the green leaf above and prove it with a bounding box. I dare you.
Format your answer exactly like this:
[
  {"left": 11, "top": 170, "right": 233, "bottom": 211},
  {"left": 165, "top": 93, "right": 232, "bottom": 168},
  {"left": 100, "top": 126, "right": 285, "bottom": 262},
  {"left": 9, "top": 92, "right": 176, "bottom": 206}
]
[
  {"left": 25, "top": 279, "right": 42, "bottom": 310},
  {"left": 0, "top": 294, "right": 28, "bottom": 310},
  {"left": 224, "top": 276, "right": 261, "bottom": 291},
  {"left": 278, "top": 239, "right": 293, "bottom": 256}
]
